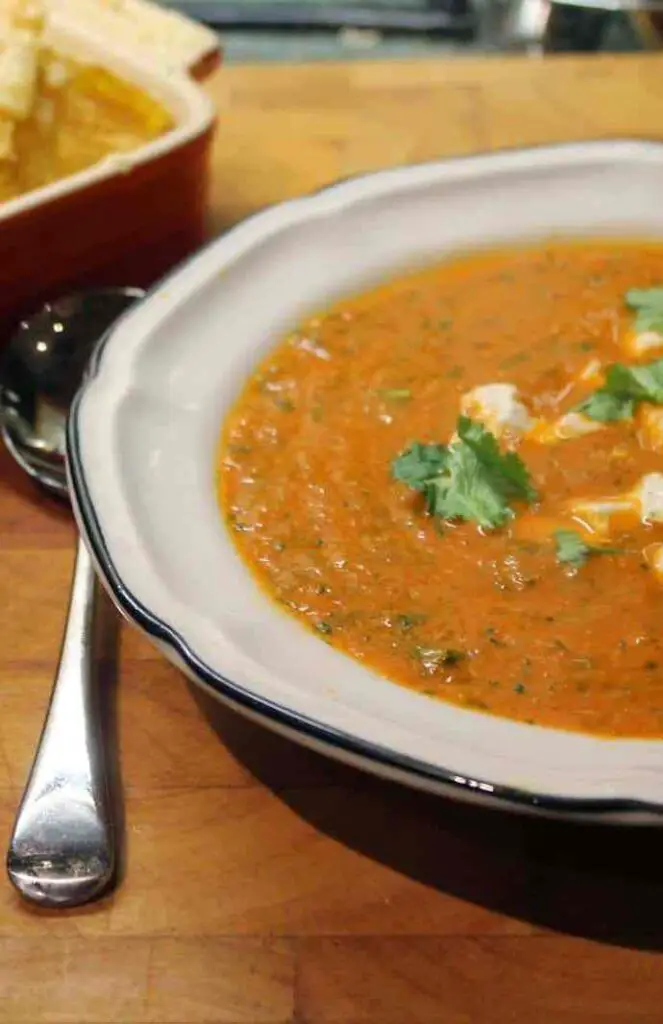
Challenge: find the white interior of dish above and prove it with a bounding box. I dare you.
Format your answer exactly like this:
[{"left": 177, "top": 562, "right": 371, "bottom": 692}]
[
  {"left": 73, "top": 141, "right": 663, "bottom": 805},
  {"left": 0, "top": 14, "right": 215, "bottom": 224}
]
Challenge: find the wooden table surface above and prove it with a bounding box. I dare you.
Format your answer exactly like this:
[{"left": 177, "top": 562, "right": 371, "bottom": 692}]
[{"left": 3, "top": 53, "right": 663, "bottom": 1024}]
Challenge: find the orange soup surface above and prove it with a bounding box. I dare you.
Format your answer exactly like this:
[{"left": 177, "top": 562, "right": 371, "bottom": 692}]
[{"left": 218, "top": 240, "right": 663, "bottom": 739}]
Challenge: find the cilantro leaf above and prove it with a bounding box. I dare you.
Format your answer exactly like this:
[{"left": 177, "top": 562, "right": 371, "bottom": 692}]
[
  {"left": 625, "top": 287, "right": 663, "bottom": 335},
  {"left": 574, "top": 288, "right": 663, "bottom": 420},
  {"left": 576, "top": 357, "right": 663, "bottom": 422},
  {"left": 554, "top": 529, "right": 623, "bottom": 568},
  {"left": 554, "top": 529, "right": 591, "bottom": 567},
  {"left": 378, "top": 388, "right": 412, "bottom": 401},
  {"left": 576, "top": 389, "right": 634, "bottom": 423},
  {"left": 392, "top": 416, "right": 537, "bottom": 530},
  {"left": 610, "top": 360, "right": 663, "bottom": 402},
  {"left": 392, "top": 442, "right": 448, "bottom": 490},
  {"left": 414, "top": 646, "right": 466, "bottom": 671}
]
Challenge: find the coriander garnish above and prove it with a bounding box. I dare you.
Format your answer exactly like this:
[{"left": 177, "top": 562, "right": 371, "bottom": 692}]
[
  {"left": 396, "top": 613, "right": 427, "bottom": 632},
  {"left": 625, "top": 286, "right": 663, "bottom": 335},
  {"left": 575, "top": 357, "right": 663, "bottom": 422},
  {"left": 392, "top": 416, "right": 537, "bottom": 530},
  {"left": 554, "top": 529, "right": 623, "bottom": 568},
  {"left": 414, "top": 646, "right": 466, "bottom": 670},
  {"left": 378, "top": 388, "right": 412, "bottom": 401}
]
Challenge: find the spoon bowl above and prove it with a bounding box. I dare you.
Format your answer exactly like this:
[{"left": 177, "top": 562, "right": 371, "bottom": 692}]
[{"left": 1, "top": 288, "right": 143, "bottom": 497}]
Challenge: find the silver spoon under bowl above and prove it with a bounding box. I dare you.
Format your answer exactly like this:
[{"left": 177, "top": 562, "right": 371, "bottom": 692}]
[{"left": 1, "top": 287, "right": 144, "bottom": 907}]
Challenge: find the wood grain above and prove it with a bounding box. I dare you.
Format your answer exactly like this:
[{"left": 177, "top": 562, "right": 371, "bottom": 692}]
[
  {"left": 2, "top": 53, "right": 663, "bottom": 1023},
  {"left": 205, "top": 53, "right": 663, "bottom": 233},
  {"left": 297, "top": 936, "right": 663, "bottom": 1023}
]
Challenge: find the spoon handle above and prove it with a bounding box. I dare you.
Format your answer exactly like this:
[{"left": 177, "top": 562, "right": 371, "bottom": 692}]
[{"left": 6, "top": 537, "right": 115, "bottom": 907}]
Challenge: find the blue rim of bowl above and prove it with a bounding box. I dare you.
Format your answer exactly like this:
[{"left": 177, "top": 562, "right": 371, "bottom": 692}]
[{"left": 66, "top": 143, "right": 663, "bottom": 821}]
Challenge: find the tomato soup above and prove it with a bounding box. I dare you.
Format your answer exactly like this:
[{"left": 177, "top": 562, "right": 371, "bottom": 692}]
[{"left": 218, "top": 240, "right": 663, "bottom": 738}]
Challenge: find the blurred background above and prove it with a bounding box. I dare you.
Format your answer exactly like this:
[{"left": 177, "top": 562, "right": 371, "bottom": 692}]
[{"left": 159, "top": 0, "right": 663, "bottom": 63}]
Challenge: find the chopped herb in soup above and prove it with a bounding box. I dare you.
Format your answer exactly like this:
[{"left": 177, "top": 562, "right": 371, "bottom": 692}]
[{"left": 218, "top": 240, "right": 663, "bottom": 739}]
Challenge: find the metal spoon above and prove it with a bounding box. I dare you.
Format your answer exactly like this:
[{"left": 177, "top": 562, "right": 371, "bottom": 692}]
[{"left": 1, "top": 287, "right": 144, "bottom": 907}]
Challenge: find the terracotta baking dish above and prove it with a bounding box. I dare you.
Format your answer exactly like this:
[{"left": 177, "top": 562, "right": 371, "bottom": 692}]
[{"left": 0, "top": 14, "right": 220, "bottom": 335}]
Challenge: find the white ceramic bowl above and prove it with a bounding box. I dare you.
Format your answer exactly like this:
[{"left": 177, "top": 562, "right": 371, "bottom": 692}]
[{"left": 67, "top": 139, "right": 663, "bottom": 824}]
